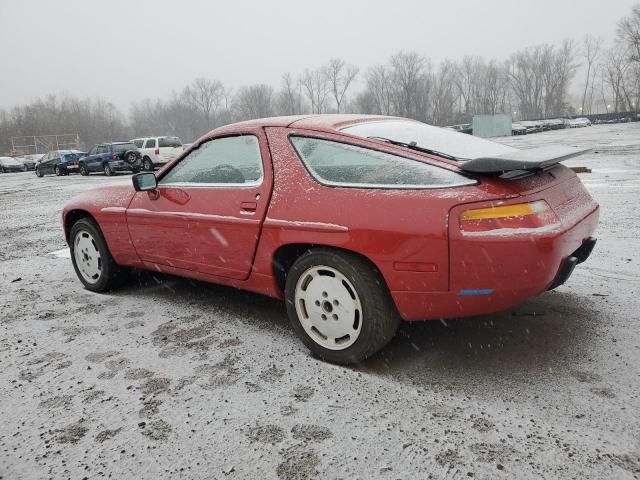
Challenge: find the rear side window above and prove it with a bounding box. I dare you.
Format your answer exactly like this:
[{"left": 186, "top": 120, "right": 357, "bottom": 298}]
[
  {"left": 290, "top": 136, "right": 476, "bottom": 188},
  {"left": 144, "top": 139, "right": 157, "bottom": 148},
  {"left": 159, "top": 137, "right": 182, "bottom": 148},
  {"left": 133, "top": 140, "right": 144, "bottom": 148},
  {"left": 159, "top": 135, "right": 263, "bottom": 186},
  {"left": 113, "top": 143, "right": 136, "bottom": 153}
]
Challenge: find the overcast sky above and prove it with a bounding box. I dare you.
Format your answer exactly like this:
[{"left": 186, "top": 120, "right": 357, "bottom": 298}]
[{"left": 0, "top": 0, "right": 636, "bottom": 111}]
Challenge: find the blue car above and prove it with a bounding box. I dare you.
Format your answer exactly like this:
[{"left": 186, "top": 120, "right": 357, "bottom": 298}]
[
  {"left": 79, "top": 142, "right": 142, "bottom": 176},
  {"left": 35, "top": 150, "right": 88, "bottom": 177}
]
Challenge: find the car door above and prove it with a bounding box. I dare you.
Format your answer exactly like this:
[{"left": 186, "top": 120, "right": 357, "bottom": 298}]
[
  {"left": 83, "top": 146, "right": 100, "bottom": 171},
  {"left": 39, "top": 151, "right": 54, "bottom": 173},
  {"left": 126, "top": 129, "right": 273, "bottom": 281}
]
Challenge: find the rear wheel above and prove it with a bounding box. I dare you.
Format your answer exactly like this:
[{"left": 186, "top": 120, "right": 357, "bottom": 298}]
[
  {"left": 143, "top": 157, "right": 153, "bottom": 171},
  {"left": 69, "top": 218, "right": 129, "bottom": 292},
  {"left": 103, "top": 163, "right": 113, "bottom": 176},
  {"left": 285, "top": 249, "right": 399, "bottom": 365}
]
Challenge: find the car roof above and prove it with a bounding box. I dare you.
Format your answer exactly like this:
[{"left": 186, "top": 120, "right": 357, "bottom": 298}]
[{"left": 212, "top": 114, "right": 407, "bottom": 135}]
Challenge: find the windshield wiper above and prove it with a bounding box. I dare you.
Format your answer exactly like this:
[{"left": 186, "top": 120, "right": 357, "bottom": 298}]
[{"left": 367, "top": 136, "right": 462, "bottom": 161}]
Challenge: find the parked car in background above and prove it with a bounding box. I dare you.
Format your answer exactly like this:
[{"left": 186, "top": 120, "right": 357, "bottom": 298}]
[
  {"left": 79, "top": 142, "right": 141, "bottom": 176},
  {"left": 0, "top": 156, "right": 26, "bottom": 173},
  {"left": 519, "top": 120, "right": 544, "bottom": 134},
  {"left": 12, "top": 156, "right": 36, "bottom": 171},
  {"left": 541, "top": 119, "right": 566, "bottom": 130},
  {"left": 24, "top": 153, "right": 45, "bottom": 167},
  {"left": 35, "top": 150, "right": 87, "bottom": 177},
  {"left": 511, "top": 122, "right": 527, "bottom": 135},
  {"left": 131, "top": 136, "right": 183, "bottom": 171},
  {"left": 62, "top": 114, "right": 598, "bottom": 364},
  {"left": 444, "top": 124, "right": 472, "bottom": 135},
  {"left": 569, "top": 117, "right": 592, "bottom": 128}
]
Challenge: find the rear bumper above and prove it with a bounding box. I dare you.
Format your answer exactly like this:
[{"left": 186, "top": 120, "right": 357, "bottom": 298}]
[
  {"left": 110, "top": 161, "right": 131, "bottom": 172},
  {"left": 393, "top": 205, "right": 599, "bottom": 321}
]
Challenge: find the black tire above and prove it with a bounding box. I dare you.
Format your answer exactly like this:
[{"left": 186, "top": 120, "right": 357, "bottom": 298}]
[
  {"left": 23, "top": 165, "right": 28, "bottom": 172},
  {"left": 80, "top": 164, "right": 89, "bottom": 176},
  {"left": 69, "top": 218, "right": 129, "bottom": 292},
  {"left": 55, "top": 165, "right": 62, "bottom": 176},
  {"left": 284, "top": 248, "right": 399, "bottom": 365},
  {"left": 143, "top": 157, "right": 153, "bottom": 171},
  {"left": 103, "top": 163, "right": 113, "bottom": 176},
  {"left": 1, "top": 166, "right": 5, "bottom": 173},
  {"left": 35, "top": 167, "right": 44, "bottom": 178}
]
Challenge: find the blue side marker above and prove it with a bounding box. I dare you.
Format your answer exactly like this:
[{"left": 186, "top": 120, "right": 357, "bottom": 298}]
[{"left": 458, "top": 289, "right": 494, "bottom": 296}]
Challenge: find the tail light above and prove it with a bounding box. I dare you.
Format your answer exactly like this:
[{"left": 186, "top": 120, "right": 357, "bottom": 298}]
[
  {"left": 112, "top": 154, "right": 117, "bottom": 160},
  {"left": 155, "top": 148, "right": 160, "bottom": 155},
  {"left": 460, "top": 200, "right": 558, "bottom": 233}
]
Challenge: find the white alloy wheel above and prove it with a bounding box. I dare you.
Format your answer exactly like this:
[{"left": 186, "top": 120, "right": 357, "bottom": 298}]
[
  {"left": 294, "top": 265, "right": 363, "bottom": 350},
  {"left": 74, "top": 230, "right": 102, "bottom": 284}
]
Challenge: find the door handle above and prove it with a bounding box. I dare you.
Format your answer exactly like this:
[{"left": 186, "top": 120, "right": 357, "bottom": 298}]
[{"left": 240, "top": 202, "right": 257, "bottom": 212}]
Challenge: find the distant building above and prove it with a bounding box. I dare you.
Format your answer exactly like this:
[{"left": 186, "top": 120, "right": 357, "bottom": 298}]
[{"left": 472, "top": 114, "right": 512, "bottom": 138}]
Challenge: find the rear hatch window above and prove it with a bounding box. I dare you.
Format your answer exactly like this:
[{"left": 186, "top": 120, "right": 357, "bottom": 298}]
[
  {"left": 114, "top": 143, "right": 137, "bottom": 153},
  {"left": 159, "top": 137, "right": 182, "bottom": 148}
]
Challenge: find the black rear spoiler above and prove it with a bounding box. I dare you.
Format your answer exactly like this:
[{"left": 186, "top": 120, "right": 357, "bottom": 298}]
[{"left": 460, "top": 146, "right": 591, "bottom": 174}]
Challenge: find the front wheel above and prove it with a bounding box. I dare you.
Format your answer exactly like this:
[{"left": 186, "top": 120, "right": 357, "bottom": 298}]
[
  {"left": 69, "top": 218, "right": 129, "bottom": 292},
  {"left": 80, "top": 164, "right": 89, "bottom": 176},
  {"left": 103, "top": 163, "right": 113, "bottom": 176},
  {"left": 285, "top": 249, "right": 399, "bottom": 365},
  {"left": 55, "top": 165, "right": 62, "bottom": 176},
  {"left": 35, "top": 167, "right": 44, "bottom": 177}
]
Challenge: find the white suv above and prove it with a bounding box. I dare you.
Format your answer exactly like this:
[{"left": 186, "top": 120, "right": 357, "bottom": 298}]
[{"left": 131, "top": 136, "right": 184, "bottom": 171}]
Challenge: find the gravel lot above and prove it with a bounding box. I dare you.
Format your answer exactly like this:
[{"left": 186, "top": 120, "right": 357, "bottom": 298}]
[{"left": 1, "top": 123, "right": 639, "bottom": 479}]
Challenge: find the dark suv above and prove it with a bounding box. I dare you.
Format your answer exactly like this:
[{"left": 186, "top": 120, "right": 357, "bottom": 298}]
[{"left": 79, "top": 142, "right": 142, "bottom": 176}]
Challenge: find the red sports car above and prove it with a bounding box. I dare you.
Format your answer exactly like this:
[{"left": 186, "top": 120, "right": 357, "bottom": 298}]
[{"left": 63, "top": 115, "right": 598, "bottom": 364}]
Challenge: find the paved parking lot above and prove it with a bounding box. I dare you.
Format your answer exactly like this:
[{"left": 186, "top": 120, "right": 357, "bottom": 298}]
[{"left": 1, "top": 123, "right": 639, "bottom": 479}]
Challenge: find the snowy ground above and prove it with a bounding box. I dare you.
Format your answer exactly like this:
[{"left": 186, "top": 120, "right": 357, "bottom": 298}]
[{"left": 1, "top": 123, "right": 639, "bottom": 479}]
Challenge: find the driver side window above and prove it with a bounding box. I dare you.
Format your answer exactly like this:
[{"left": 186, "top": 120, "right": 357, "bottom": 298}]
[{"left": 159, "top": 135, "right": 263, "bottom": 186}]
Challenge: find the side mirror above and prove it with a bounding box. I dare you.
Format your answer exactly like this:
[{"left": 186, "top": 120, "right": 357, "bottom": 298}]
[{"left": 132, "top": 172, "right": 157, "bottom": 191}]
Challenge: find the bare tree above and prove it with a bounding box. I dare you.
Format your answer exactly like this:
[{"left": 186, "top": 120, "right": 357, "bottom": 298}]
[
  {"left": 601, "top": 45, "right": 633, "bottom": 113},
  {"left": 389, "top": 51, "right": 427, "bottom": 120},
  {"left": 618, "top": 4, "right": 640, "bottom": 63},
  {"left": 580, "top": 35, "right": 603, "bottom": 114},
  {"left": 277, "top": 73, "right": 303, "bottom": 115},
  {"left": 324, "top": 58, "right": 359, "bottom": 113},
  {"left": 234, "top": 84, "right": 275, "bottom": 120},
  {"left": 181, "top": 77, "right": 224, "bottom": 127},
  {"left": 364, "top": 65, "right": 393, "bottom": 115},
  {"left": 299, "top": 68, "right": 329, "bottom": 114}
]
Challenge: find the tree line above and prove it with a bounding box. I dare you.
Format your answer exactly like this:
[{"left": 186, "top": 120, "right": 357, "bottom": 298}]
[{"left": 1, "top": 4, "right": 639, "bottom": 153}]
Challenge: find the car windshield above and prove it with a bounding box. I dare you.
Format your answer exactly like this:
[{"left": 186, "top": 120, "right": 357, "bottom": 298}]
[
  {"left": 159, "top": 137, "right": 182, "bottom": 148},
  {"left": 342, "top": 120, "right": 517, "bottom": 161},
  {"left": 113, "top": 143, "right": 136, "bottom": 153}
]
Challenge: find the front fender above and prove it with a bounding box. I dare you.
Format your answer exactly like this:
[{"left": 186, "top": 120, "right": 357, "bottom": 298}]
[{"left": 63, "top": 184, "right": 142, "bottom": 267}]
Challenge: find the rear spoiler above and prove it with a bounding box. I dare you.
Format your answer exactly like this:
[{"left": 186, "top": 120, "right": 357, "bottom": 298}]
[{"left": 460, "top": 146, "right": 591, "bottom": 174}]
